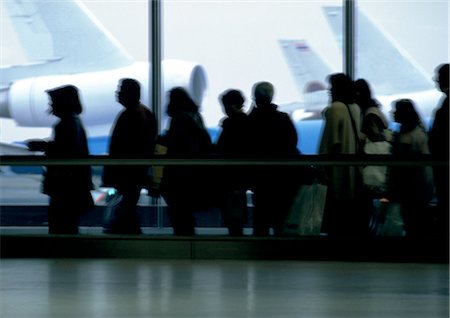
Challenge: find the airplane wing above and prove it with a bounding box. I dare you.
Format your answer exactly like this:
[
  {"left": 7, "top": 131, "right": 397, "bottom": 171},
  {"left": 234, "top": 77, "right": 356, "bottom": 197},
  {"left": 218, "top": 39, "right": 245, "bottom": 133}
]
[
  {"left": 1, "top": 0, "right": 133, "bottom": 84},
  {"left": 323, "top": 6, "right": 434, "bottom": 95}
]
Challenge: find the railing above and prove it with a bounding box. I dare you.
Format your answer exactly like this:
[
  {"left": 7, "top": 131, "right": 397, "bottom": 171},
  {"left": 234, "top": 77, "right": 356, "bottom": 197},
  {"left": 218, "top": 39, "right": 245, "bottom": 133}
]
[{"left": 1, "top": 154, "right": 448, "bottom": 167}]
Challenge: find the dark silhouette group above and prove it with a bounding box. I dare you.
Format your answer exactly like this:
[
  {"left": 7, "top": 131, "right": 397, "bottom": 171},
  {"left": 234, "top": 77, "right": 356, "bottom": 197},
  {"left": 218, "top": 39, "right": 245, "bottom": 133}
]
[{"left": 27, "top": 62, "right": 449, "bottom": 238}]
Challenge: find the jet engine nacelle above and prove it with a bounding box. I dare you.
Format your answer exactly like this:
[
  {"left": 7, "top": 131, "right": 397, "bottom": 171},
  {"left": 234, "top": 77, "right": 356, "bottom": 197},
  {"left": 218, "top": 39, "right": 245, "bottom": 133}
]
[{"left": 2, "top": 60, "right": 207, "bottom": 130}]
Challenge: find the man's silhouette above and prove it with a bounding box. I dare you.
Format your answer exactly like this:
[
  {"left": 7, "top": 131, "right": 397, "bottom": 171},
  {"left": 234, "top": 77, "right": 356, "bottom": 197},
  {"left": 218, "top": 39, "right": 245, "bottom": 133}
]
[
  {"left": 102, "top": 78, "right": 157, "bottom": 234},
  {"left": 247, "top": 82, "right": 299, "bottom": 236},
  {"left": 428, "top": 63, "right": 449, "bottom": 238}
]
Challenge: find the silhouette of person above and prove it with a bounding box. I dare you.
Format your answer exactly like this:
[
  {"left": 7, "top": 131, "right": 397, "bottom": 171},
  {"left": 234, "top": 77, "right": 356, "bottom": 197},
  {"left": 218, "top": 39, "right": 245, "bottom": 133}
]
[
  {"left": 216, "top": 89, "right": 249, "bottom": 236},
  {"left": 102, "top": 78, "right": 157, "bottom": 234},
  {"left": 354, "top": 78, "right": 392, "bottom": 235},
  {"left": 428, "top": 63, "right": 449, "bottom": 238},
  {"left": 27, "top": 85, "right": 93, "bottom": 234},
  {"left": 319, "top": 73, "right": 369, "bottom": 236},
  {"left": 160, "top": 87, "right": 213, "bottom": 236},
  {"left": 354, "top": 79, "right": 390, "bottom": 144},
  {"left": 388, "top": 99, "right": 434, "bottom": 237},
  {"left": 247, "top": 81, "right": 299, "bottom": 236}
]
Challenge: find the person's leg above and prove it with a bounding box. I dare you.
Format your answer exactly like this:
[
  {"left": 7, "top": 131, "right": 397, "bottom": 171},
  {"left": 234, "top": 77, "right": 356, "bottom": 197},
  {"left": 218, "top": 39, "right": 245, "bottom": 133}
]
[
  {"left": 252, "top": 189, "right": 271, "bottom": 236},
  {"left": 48, "top": 196, "right": 79, "bottom": 234},
  {"left": 222, "top": 190, "right": 246, "bottom": 236},
  {"left": 167, "top": 204, "right": 195, "bottom": 236},
  {"left": 105, "top": 186, "right": 142, "bottom": 234}
]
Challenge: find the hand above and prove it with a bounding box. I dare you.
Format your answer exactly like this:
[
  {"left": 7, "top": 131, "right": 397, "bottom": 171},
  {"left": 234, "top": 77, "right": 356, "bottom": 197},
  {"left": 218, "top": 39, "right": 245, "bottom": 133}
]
[{"left": 26, "top": 139, "right": 48, "bottom": 152}]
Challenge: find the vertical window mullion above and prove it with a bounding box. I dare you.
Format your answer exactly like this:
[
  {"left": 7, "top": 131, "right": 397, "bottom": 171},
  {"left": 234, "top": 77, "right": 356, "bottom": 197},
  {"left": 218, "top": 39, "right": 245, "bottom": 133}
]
[
  {"left": 344, "top": 0, "right": 355, "bottom": 79},
  {"left": 151, "top": 0, "right": 162, "bottom": 134}
]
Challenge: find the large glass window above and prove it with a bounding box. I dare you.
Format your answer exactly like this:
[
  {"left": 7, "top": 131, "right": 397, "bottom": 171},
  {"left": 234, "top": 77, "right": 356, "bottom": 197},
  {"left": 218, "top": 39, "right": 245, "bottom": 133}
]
[
  {"left": 355, "top": 1, "right": 449, "bottom": 124},
  {"left": 0, "top": 1, "right": 151, "bottom": 226},
  {"left": 0, "top": 0, "right": 150, "bottom": 152},
  {"left": 1, "top": 0, "right": 448, "bottom": 231},
  {"left": 163, "top": 0, "right": 342, "bottom": 154}
]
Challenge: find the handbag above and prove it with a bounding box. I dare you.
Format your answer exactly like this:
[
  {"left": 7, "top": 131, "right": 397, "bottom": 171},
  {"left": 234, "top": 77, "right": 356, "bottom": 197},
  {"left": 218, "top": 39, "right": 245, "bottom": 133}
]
[
  {"left": 282, "top": 180, "right": 327, "bottom": 236},
  {"left": 362, "top": 139, "right": 391, "bottom": 194}
]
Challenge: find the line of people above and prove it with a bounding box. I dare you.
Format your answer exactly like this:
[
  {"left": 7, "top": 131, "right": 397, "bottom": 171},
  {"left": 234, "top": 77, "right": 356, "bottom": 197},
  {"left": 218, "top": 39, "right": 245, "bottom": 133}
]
[
  {"left": 26, "top": 62, "right": 448, "bottom": 238},
  {"left": 318, "top": 64, "right": 448, "bottom": 238}
]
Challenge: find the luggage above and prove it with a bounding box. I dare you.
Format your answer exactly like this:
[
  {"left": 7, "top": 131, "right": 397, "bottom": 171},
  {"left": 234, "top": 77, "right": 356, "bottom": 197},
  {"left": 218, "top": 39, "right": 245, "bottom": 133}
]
[{"left": 282, "top": 181, "right": 327, "bottom": 236}]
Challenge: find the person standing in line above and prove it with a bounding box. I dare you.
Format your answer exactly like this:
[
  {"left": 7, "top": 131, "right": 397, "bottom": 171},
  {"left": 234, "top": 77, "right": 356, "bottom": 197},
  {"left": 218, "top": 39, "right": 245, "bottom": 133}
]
[
  {"left": 247, "top": 81, "right": 299, "bottom": 236},
  {"left": 354, "top": 78, "right": 392, "bottom": 234},
  {"left": 102, "top": 78, "right": 157, "bottom": 234},
  {"left": 388, "top": 99, "right": 434, "bottom": 237},
  {"left": 428, "top": 63, "right": 449, "bottom": 238},
  {"left": 319, "top": 73, "right": 369, "bottom": 236},
  {"left": 216, "top": 89, "right": 250, "bottom": 236},
  {"left": 27, "top": 85, "right": 94, "bottom": 234},
  {"left": 160, "top": 87, "right": 213, "bottom": 236}
]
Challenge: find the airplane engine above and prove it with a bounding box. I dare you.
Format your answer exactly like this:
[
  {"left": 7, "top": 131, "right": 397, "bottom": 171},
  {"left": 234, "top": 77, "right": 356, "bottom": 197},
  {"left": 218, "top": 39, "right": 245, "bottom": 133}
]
[{"left": 0, "top": 60, "right": 208, "bottom": 129}]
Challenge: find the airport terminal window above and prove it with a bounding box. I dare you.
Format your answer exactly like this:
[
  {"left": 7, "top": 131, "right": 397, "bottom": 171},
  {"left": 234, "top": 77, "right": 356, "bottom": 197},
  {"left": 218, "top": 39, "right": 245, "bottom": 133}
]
[
  {"left": 163, "top": 0, "right": 343, "bottom": 141},
  {"left": 2, "top": 1, "right": 446, "bottom": 232},
  {"left": 0, "top": 1, "right": 151, "bottom": 218},
  {"left": 355, "top": 1, "right": 449, "bottom": 124}
]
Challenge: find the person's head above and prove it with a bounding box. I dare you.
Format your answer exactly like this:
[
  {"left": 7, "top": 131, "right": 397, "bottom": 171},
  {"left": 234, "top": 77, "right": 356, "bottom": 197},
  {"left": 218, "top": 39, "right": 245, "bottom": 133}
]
[
  {"left": 434, "top": 63, "right": 449, "bottom": 95},
  {"left": 166, "top": 87, "right": 198, "bottom": 117},
  {"left": 392, "top": 98, "right": 421, "bottom": 129},
  {"left": 328, "top": 73, "right": 354, "bottom": 105},
  {"left": 219, "top": 89, "right": 245, "bottom": 117},
  {"left": 252, "top": 81, "right": 274, "bottom": 107},
  {"left": 46, "top": 85, "right": 82, "bottom": 117},
  {"left": 116, "top": 78, "right": 141, "bottom": 107},
  {"left": 354, "top": 78, "right": 371, "bottom": 101}
]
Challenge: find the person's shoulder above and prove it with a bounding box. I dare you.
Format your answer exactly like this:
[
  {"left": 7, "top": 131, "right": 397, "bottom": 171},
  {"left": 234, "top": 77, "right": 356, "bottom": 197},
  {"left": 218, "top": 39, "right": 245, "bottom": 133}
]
[
  {"left": 328, "top": 101, "right": 347, "bottom": 111},
  {"left": 326, "top": 101, "right": 347, "bottom": 115}
]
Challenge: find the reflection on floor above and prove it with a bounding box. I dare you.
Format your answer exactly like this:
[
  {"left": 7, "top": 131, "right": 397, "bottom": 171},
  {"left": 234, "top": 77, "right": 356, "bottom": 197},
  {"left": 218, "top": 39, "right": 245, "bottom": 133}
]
[{"left": 0, "top": 259, "right": 448, "bottom": 318}]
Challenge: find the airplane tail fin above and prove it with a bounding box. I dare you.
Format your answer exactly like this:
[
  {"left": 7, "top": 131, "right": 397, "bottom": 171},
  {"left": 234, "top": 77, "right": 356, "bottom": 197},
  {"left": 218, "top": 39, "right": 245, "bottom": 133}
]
[
  {"left": 2, "top": 0, "right": 133, "bottom": 82},
  {"left": 323, "top": 6, "right": 433, "bottom": 95},
  {"left": 278, "top": 39, "right": 331, "bottom": 114},
  {"left": 278, "top": 39, "right": 332, "bottom": 97}
]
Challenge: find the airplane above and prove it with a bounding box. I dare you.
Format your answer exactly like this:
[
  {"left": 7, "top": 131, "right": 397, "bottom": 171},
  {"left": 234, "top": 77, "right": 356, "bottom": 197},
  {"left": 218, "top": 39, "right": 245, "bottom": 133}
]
[
  {"left": 0, "top": 0, "right": 207, "bottom": 155},
  {"left": 279, "top": 6, "right": 442, "bottom": 130},
  {"left": 0, "top": 1, "right": 443, "bottom": 159}
]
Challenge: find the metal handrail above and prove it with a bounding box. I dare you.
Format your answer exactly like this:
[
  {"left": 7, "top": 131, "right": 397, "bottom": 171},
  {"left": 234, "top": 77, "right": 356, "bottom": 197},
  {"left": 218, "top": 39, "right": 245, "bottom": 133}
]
[{"left": 0, "top": 154, "right": 447, "bottom": 167}]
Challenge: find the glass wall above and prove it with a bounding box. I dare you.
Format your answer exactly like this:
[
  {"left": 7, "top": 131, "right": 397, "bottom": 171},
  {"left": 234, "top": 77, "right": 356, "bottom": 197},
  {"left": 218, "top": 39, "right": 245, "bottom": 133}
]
[
  {"left": 0, "top": 1, "right": 152, "bottom": 226},
  {"left": 163, "top": 0, "right": 342, "bottom": 154},
  {"left": 1, "top": 0, "right": 448, "bottom": 231},
  {"left": 355, "top": 1, "right": 449, "bottom": 124}
]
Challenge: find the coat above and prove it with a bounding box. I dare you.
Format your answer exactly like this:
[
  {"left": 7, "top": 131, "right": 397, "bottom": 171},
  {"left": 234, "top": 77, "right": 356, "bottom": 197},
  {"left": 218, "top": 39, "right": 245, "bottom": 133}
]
[
  {"left": 43, "top": 114, "right": 93, "bottom": 208},
  {"left": 389, "top": 125, "right": 434, "bottom": 204},
  {"left": 160, "top": 111, "right": 214, "bottom": 209},
  {"left": 247, "top": 103, "right": 299, "bottom": 192},
  {"left": 319, "top": 101, "right": 361, "bottom": 200},
  {"left": 102, "top": 103, "right": 157, "bottom": 190}
]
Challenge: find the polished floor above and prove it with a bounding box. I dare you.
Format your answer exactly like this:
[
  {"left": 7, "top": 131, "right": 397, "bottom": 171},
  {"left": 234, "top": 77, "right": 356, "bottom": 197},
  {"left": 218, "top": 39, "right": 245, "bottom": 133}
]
[{"left": 0, "top": 259, "right": 448, "bottom": 318}]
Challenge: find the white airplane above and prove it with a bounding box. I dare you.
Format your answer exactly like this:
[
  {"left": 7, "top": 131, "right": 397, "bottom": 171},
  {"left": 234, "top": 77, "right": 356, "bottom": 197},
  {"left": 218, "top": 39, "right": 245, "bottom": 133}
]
[
  {"left": 0, "top": 2, "right": 443, "bottom": 156},
  {"left": 0, "top": 0, "right": 207, "bottom": 155},
  {"left": 279, "top": 6, "right": 442, "bottom": 125}
]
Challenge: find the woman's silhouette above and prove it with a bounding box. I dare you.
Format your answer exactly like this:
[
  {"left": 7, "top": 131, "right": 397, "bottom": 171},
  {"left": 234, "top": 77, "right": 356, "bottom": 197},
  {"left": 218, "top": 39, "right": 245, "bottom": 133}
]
[{"left": 27, "top": 85, "right": 93, "bottom": 234}]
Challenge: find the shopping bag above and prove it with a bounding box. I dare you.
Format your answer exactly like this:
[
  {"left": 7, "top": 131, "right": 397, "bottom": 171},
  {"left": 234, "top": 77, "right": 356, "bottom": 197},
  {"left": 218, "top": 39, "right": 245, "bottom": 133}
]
[
  {"left": 102, "top": 192, "right": 124, "bottom": 232},
  {"left": 282, "top": 182, "right": 327, "bottom": 236},
  {"left": 379, "top": 202, "right": 405, "bottom": 236}
]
